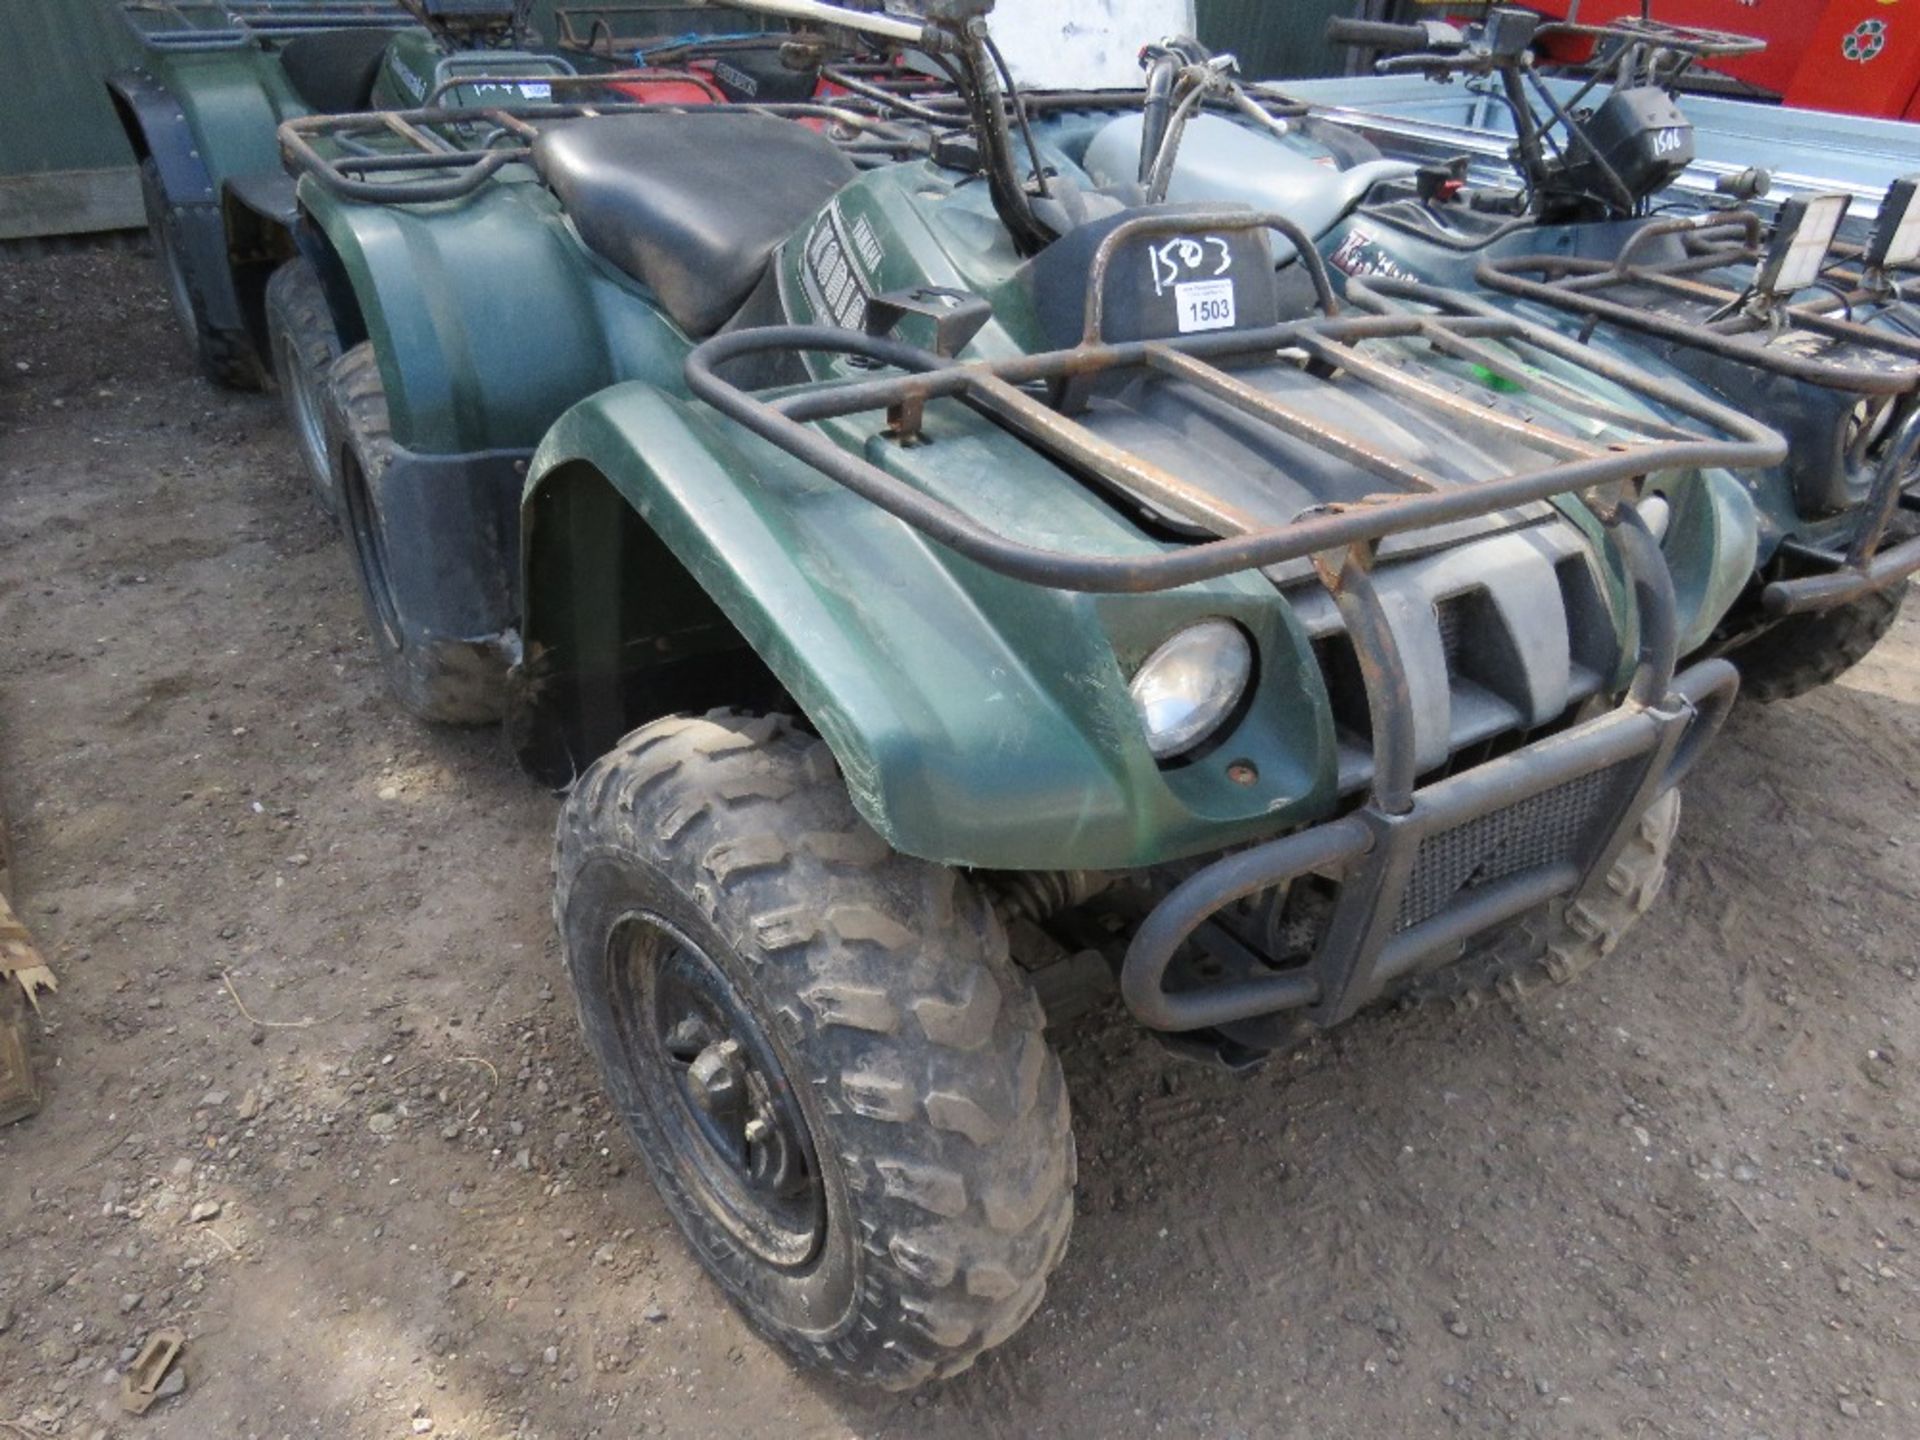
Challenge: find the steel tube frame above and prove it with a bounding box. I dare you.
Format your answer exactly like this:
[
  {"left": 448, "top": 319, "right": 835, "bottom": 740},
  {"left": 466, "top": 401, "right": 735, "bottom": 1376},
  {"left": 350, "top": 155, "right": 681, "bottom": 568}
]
[
  {"left": 1477, "top": 232, "right": 1920, "bottom": 613},
  {"left": 279, "top": 97, "right": 926, "bottom": 204}
]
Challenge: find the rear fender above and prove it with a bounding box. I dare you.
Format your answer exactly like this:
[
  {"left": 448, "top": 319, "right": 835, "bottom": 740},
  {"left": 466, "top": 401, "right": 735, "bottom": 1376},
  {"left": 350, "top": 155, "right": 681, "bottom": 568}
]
[
  {"left": 296, "top": 177, "right": 683, "bottom": 454},
  {"left": 107, "top": 68, "right": 241, "bottom": 333},
  {"left": 516, "top": 383, "right": 1336, "bottom": 872},
  {"left": 109, "top": 54, "right": 299, "bottom": 339}
]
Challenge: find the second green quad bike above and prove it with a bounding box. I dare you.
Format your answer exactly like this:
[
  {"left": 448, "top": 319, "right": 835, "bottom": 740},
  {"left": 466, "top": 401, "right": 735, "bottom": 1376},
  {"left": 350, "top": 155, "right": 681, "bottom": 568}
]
[
  {"left": 105, "top": 0, "right": 706, "bottom": 509},
  {"left": 1013, "top": 10, "right": 1916, "bottom": 704},
  {"left": 1289, "top": 10, "right": 1920, "bottom": 700},
  {"left": 278, "top": 0, "right": 1786, "bottom": 1386}
]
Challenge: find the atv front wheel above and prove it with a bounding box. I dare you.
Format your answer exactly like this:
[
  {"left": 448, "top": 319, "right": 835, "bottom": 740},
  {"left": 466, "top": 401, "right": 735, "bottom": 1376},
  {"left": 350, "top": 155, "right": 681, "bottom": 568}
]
[
  {"left": 266, "top": 258, "right": 344, "bottom": 518},
  {"left": 1395, "top": 786, "right": 1681, "bottom": 1008},
  {"left": 138, "top": 158, "right": 259, "bottom": 390},
  {"left": 555, "top": 712, "right": 1075, "bottom": 1389},
  {"left": 1719, "top": 582, "right": 1908, "bottom": 703}
]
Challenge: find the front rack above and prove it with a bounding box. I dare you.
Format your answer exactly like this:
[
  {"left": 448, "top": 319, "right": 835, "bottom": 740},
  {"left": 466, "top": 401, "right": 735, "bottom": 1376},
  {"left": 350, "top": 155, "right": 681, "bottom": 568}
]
[
  {"left": 686, "top": 210, "right": 1782, "bottom": 599},
  {"left": 686, "top": 209, "right": 1775, "bottom": 1031},
  {"left": 278, "top": 90, "right": 931, "bottom": 203},
  {"left": 122, "top": 0, "right": 407, "bottom": 51},
  {"left": 1478, "top": 213, "right": 1920, "bottom": 614},
  {"left": 687, "top": 209, "right": 1778, "bottom": 780}
]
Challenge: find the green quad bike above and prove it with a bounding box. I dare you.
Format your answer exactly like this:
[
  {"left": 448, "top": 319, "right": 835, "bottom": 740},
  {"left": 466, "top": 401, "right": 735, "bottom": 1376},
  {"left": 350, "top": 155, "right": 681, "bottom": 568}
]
[
  {"left": 106, "top": 0, "right": 755, "bottom": 512},
  {"left": 1270, "top": 10, "right": 1920, "bottom": 702},
  {"left": 278, "top": 0, "right": 1787, "bottom": 1385}
]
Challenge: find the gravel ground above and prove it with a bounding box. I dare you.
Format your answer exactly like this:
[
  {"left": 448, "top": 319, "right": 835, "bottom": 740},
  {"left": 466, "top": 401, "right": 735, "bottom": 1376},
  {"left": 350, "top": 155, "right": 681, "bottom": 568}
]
[{"left": 2, "top": 244, "right": 1918, "bottom": 1440}]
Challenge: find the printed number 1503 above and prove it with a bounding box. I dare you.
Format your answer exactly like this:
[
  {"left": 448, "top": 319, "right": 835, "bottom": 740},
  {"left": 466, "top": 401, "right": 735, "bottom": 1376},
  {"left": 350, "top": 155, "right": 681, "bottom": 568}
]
[{"left": 1175, "top": 279, "right": 1236, "bottom": 334}]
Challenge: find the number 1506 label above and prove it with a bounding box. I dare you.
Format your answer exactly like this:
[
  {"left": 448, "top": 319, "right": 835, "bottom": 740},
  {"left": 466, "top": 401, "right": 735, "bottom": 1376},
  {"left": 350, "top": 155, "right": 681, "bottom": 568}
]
[{"left": 1175, "top": 279, "right": 1236, "bottom": 334}]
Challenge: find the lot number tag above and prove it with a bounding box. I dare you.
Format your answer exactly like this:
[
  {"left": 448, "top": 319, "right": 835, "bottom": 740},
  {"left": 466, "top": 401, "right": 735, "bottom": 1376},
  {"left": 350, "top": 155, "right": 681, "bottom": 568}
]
[{"left": 1175, "top": 279, "right": 1236, "bottom": 333}]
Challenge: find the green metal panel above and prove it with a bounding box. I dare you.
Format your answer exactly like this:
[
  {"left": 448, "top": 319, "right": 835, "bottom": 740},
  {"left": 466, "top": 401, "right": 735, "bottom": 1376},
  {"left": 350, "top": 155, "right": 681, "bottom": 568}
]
[
  {"left": 0, "top": 1, "right": 145, "bottom": 175},
  {"left": 1196, "top": 0, "right": 1353, "bottom": 81},
  {"left": 0, "top": 1, "right": 148, "bottom": 237}
]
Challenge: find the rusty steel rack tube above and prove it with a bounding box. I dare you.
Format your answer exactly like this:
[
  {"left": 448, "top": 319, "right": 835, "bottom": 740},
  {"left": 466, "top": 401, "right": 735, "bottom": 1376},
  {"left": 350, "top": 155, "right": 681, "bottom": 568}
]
[
  {"left": 278, "top": 95, "right": 928, "bottom": 204},
  {"left": 1477, "top": 215, "right": 1920, "bottom": 396},
  {"left": 685, "top": 212, "right": 1783, "bottom": 597},
  {"left": 122, "top": 0, "right": 406, "bottom": 49}
]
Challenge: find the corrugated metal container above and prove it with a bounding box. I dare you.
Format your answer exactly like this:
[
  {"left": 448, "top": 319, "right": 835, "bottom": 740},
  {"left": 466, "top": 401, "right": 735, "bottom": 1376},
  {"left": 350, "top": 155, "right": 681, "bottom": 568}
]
[
  {"left": 1196, "top": 0, "right": 1357, "bottom": 81},
  {"left": 0, "top": 0, "right": 149, "bottom": 239}
]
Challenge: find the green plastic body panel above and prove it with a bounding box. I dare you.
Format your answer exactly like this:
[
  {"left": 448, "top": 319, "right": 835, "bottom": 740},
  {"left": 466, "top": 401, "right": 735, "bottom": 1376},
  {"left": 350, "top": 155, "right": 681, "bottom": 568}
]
[
  {"left": 141, "top": 46, "right": 307, "bottom": 195},
  {"left": 299, "top": 169, "right": 685, "bottom": 453},
  {"left": 526, "top": 383, "right": 1355, "bottom": 872},
  {"left": 300, "top": 138, "right": 1757, "bottom": 869}
]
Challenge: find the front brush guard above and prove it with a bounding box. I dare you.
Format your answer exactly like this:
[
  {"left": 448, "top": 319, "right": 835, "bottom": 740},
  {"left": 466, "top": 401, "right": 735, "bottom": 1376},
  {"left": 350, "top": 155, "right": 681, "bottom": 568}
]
[
  {"left": 1119, "top": 496, "right": 1736, "bottom": 1033},
  {"left": 1120, "top": 658, "right": 1735, "bottom": 1032}
]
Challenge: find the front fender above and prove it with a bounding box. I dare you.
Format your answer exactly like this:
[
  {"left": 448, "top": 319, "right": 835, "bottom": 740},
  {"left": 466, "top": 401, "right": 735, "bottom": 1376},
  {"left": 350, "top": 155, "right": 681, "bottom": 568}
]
[{"left": 517, "top": 383, "right": 1338, "bottom": 872}]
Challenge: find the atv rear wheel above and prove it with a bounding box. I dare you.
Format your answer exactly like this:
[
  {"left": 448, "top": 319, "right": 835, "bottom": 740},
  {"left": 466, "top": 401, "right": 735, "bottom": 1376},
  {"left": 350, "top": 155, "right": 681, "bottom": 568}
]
[
  {"left": 266, "top": 258, "right": 344, "bottom": 518},
  {"left": 1394, "top": 787, "right": 1680, "bottom": 1009},
  {"left": 325, "top": 342, "right": 507, "bottom": 724},
  {"left": 138, "top": 158, "right": 259, "bottom": 390},
  {"left": 1719, "top": 583, "right": 1908, "bottom": 703},
  {"left": 555, "top": 712, "right": 1075, "bottom": 1389}
]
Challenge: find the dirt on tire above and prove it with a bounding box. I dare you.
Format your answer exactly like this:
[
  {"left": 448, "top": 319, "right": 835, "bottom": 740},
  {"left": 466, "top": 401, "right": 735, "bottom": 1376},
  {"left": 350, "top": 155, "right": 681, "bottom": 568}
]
[{"left": 3, "top": 243, "right": 1920, "bottom": 1439}]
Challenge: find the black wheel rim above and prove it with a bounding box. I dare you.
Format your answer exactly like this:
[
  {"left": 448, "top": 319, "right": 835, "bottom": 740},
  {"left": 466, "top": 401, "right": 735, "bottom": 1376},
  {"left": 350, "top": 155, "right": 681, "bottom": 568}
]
[
  {"left": 609, "top": 913, "right": 826, "bottom": 1268},
  {"left": 339, "top": 449, "right": 402, "bottom": 649}
]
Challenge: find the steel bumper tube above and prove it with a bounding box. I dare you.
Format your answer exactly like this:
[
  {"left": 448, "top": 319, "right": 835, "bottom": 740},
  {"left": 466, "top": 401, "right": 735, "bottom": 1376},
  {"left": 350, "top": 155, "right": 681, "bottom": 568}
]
[
  {"left": 1120, "top": 657, "right": 1740, "bottom": 1034},
  {"left": 1763, "top": 533, "right": 1920, "bottom": 615}
]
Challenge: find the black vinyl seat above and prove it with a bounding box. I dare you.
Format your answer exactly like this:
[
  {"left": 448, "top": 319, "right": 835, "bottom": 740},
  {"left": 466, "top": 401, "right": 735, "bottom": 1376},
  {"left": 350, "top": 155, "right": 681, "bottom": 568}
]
[{"left": 532, "top": 112, "right": 857, "bottom": 338}]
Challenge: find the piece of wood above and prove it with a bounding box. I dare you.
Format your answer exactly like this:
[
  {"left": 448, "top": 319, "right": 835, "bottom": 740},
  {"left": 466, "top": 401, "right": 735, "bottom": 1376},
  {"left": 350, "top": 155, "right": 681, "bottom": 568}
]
[{"left": 0, "top": 802, "right": 46, "bottom": 1124}]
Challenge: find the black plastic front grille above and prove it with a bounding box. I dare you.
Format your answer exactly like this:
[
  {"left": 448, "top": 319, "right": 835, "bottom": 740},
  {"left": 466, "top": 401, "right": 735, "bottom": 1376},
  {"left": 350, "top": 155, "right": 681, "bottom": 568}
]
[{"left": 1393, "top": 762, "right": 1631, "bottom": 934}]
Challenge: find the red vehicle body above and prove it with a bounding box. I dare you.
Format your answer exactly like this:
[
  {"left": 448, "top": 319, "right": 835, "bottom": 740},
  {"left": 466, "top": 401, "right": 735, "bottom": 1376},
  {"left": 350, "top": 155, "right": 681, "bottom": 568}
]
[{"left": 1523, "top": 0, "right": 1920, "bottom": 118}]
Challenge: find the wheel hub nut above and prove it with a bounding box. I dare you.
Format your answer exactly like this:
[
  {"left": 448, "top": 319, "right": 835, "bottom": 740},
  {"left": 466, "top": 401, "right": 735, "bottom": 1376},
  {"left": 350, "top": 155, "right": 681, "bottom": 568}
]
[{"left": 688, "top": 1039, "right": 745, "bottom": 1121}]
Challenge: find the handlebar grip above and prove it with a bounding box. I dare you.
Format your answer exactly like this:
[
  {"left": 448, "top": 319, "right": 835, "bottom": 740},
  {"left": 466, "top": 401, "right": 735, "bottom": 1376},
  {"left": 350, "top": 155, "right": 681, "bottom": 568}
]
[{"left": 1324, "top": 18, "right": 1434, "bottom": 53}]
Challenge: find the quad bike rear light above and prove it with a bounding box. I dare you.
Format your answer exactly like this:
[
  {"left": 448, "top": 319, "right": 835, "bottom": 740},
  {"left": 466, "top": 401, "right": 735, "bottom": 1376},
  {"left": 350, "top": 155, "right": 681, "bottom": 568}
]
[
  {"left": 1756, "top": 192, "right": 1850, "bottom": 299},
  {"left": 1866, "top": 175, "right": 1920, "bottom": 273}
]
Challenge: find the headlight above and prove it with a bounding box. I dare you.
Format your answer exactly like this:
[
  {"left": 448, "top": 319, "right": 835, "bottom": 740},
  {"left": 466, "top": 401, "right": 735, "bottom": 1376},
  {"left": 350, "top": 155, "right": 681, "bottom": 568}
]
[{"left": 1128, "top": 620, "right": 1253, "bottom": 760}]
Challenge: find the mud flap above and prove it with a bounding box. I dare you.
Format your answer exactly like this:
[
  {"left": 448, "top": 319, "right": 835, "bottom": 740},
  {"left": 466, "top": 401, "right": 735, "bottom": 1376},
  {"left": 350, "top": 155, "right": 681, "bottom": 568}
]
[{"left": 362, "top": 442, "right": 530, "bottom": 723}]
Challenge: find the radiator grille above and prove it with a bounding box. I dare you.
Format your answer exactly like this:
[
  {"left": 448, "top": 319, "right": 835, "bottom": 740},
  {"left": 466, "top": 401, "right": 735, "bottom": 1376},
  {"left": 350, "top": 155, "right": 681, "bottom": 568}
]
[{"left": 1393, "top": 764, "right": 1631, "bottom": 934}]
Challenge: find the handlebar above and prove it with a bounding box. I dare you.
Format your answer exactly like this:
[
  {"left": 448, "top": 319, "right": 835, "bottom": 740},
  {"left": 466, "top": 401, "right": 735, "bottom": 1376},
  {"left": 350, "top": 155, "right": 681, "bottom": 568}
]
[{"left": 1324, "top": 17, "right": 1461, "bottom": 55}]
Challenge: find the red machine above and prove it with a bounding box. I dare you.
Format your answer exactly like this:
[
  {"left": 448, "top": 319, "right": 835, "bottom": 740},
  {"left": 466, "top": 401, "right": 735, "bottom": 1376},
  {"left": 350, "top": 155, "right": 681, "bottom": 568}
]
[{"left": 1521, "top": 0, "right": 1920, "bottom": 118}]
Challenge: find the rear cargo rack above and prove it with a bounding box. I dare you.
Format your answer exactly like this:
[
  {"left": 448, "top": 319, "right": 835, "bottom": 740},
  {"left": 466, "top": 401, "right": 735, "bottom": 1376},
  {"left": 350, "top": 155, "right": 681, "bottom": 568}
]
[
  {"left": 1478, "top": 212, "right": 1920, "bottom": 614},
  {"left": 1479, "top": 213, "right": 1920, "bottom": 393},
  {"left": 553, "top": 3, "right": 786, "bottom": 58},
  {"left": 122, "top": 0, "right": 407, "bottom": 51},
  {"left": 279, "top": 92, "right": 930, "bottom": 203}
]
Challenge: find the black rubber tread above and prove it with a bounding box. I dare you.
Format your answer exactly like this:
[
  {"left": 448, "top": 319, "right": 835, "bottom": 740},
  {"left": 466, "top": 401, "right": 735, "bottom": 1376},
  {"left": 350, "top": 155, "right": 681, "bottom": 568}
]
[
  {"left": 138, "top": 157, "right": 261, "bottom": 391},
  {"left": 555, "top": 711, "right": 1076, "bottom": 1389},
  {"left": 265, "top": 257, "right": 345, "bottom": 518},
  {"left": 324, "top": 341, "right": 506, "bottom": 725},
  {"left": 1719, "top": 582, "right": 1907, "bottom": 704},
  {"left": 1394, "top": 787, "right": 1680, "bottom": 1009}
]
